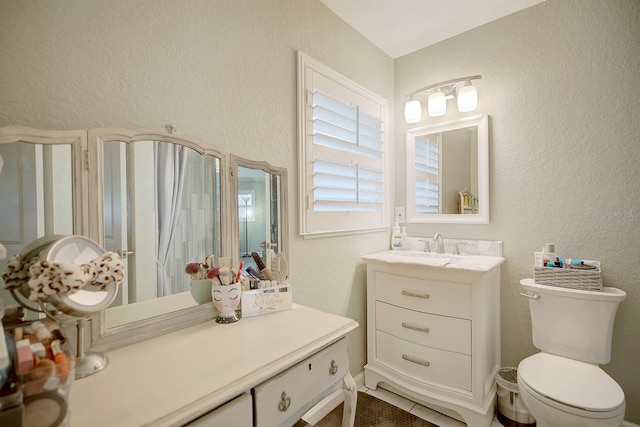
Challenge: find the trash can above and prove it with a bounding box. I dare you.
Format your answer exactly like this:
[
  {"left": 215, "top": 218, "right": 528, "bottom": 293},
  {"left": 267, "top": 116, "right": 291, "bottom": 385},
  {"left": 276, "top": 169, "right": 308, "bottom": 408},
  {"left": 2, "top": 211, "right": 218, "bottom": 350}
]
[{"left": 496, "top": 367, "right": 536, "bottom": 427}]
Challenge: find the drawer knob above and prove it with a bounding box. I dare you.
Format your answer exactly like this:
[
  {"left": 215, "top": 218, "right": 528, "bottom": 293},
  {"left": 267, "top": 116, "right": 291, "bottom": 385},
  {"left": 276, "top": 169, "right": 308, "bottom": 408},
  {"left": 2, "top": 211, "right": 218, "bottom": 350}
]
[
  {"left": 329, "top": 360, "right": 338, "bottom": 376},
  {"left": 402, "top": 322, "right": 430, "bottom": 334},
  {"left": 278, "top": 391, "right": 291, "bottom": 412},
  {"left": 401, "top": 290, "right": 430, "bottom": 299},
  {"left": 402, "top": 354, "right": 430, "bottom": 367}
]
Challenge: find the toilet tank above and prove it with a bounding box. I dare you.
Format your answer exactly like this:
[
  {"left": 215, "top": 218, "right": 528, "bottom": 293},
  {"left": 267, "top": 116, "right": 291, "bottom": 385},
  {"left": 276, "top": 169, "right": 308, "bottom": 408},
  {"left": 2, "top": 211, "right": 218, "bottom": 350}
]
[{"left": 520, "top": 279, "right": 626, "bottom": 364}]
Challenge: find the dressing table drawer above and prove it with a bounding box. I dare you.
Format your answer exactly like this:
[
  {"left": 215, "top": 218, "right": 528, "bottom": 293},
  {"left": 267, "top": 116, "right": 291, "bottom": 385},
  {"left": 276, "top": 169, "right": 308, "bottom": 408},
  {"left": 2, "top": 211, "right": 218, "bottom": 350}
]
[
  {"left": 376, "top": 331, "right": 471, "bottom": 391},
  {"left": 185, "top": 393, "right": 252, "bottom": 426},
  {"left": 253, "top": 338, "right": 349, "bottom": 427},
  {"left": 374, "top": 271, "right": 471, "bottom": 319},
  {"left": 375, "top": 301, "right": 471, "bottom": 355}
]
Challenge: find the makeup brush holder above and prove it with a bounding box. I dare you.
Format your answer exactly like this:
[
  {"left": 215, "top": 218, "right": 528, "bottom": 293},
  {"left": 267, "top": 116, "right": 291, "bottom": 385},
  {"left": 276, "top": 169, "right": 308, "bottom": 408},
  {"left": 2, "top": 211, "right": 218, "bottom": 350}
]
[
  {"left": 189, "top": 279, "right": 213, "bottom": 304},
  {"left": 212, "top": 283, "right": 242, "bottom": 324}
]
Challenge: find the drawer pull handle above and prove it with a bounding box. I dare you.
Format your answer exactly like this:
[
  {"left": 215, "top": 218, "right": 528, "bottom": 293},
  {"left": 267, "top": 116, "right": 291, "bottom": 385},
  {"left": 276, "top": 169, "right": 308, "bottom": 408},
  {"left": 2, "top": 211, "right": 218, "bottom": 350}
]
[
  {"left": 402, "top": 290, "right": 430, "bottom": 299},
  {"left": 278, "top": 391, "right": 291, "bottom": 412},
  {"left": 329, "top": 360, "right": 338, "bottom": 376},
  {"left": 402, "top": 322, "right": 430, "bottom": 334},
  {"left": 402, "top": 354, "right": 430, "bottom": 367}
]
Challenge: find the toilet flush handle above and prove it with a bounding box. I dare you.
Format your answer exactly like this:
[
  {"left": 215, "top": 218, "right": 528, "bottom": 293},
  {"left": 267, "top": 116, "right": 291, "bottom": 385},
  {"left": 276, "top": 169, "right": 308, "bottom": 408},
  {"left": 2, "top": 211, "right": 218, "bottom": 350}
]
[{"left": 520, "top": 291, "right": 540, "bottom": 300}]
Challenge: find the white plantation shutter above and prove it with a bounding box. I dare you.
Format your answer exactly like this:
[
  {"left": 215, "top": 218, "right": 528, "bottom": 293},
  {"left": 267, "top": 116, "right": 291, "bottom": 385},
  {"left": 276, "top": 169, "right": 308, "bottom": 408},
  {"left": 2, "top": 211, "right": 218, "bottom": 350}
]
[
  {"left": 298, "top": 52, "right": 388, "bottom": 236},
  {"left": 414, "top": 134, "right": 440, "bottom": 214}
]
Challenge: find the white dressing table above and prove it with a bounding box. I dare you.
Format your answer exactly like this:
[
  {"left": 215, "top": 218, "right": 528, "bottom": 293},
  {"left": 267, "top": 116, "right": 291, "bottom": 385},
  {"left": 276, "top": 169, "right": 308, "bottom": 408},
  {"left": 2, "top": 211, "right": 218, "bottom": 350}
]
[{"left": 70, "top": 305, "right": 358, "bottom": 426}]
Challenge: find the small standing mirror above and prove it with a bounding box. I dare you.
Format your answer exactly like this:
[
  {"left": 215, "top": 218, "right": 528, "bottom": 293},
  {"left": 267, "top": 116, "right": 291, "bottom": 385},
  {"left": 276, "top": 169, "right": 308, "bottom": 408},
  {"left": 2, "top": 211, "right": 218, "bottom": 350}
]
[
  {"left": 231, "top": 156, "right": 288, "bottom": 275},
  {"left": 406, "top": 114, "right": 489, "bottom": 224}
]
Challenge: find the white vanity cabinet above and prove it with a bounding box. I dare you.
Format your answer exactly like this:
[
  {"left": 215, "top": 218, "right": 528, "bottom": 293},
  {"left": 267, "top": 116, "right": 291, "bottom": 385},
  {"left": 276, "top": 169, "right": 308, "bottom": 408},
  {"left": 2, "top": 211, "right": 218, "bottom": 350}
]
[{"left": 363, "top": 255, "right": 503, "bottom": 427}]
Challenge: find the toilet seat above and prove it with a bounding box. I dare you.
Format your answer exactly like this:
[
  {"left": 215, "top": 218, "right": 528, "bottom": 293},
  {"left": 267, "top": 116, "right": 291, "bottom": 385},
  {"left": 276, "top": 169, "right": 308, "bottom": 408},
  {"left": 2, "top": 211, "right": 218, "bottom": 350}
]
[{"left": 518, "top": 353, "right": 625, "bottom": 416}]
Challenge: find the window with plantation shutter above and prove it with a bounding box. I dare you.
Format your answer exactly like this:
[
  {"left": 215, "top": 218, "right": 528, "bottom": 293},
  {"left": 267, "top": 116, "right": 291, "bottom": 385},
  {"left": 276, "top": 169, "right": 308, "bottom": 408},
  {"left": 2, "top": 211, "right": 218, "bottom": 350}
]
[{"left": 297, "top": 52, "right": 388, "bottom": 236}]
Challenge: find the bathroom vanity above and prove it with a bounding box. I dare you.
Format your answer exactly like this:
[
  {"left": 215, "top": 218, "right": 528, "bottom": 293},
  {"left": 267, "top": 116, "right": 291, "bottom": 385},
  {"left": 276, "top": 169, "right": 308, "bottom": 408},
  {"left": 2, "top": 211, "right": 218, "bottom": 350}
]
[
  {"left": 70, "top": 304, "right": 358, "bottom": 427},
  {"left": 362, "top": 250, "right": 504, "bottom": 427}
]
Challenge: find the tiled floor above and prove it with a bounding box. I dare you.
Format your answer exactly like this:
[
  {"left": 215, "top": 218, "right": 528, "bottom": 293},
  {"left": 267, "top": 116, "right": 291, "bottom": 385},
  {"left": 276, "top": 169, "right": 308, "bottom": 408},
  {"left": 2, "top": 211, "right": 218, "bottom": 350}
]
[{"left": 359, "top": 385, "right": 504, "bottom": 427}]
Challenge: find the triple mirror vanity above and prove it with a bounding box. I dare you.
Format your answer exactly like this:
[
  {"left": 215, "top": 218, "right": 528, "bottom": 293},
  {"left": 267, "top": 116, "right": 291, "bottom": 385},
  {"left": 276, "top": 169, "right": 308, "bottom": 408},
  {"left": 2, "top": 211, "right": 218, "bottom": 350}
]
[{"left": 0, "top": 125, "right": 288, "bottom": 351}]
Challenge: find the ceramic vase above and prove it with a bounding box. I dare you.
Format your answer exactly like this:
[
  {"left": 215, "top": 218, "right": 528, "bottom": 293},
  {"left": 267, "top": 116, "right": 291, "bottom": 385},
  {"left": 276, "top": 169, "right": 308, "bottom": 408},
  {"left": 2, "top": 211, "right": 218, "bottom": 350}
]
[
  {"left": 211, "top": 282, "right": 242, "bottom": 323},
  {"left": 190, "top": 279, "right": 213, "bottom": 304}
]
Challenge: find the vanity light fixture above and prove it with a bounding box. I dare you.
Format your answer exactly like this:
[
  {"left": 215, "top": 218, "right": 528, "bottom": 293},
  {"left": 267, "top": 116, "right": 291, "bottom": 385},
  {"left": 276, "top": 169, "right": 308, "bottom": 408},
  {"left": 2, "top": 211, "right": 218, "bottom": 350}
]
[
  {"left": 404, "top": 75, "right": 482, "bottom": 123},
  {"left": 427, "top": 89, "right": 447, "bottom": 117},
  {"left": 404, "top": 99, "right": 422, "bottom": 124}
]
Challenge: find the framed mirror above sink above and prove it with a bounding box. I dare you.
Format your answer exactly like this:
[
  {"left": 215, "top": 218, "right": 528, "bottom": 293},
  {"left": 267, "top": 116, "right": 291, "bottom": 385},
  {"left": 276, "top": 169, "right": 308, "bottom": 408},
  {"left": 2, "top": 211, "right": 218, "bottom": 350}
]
[{"left": 406, "top": 114, "right": 489, "bottom": 224}]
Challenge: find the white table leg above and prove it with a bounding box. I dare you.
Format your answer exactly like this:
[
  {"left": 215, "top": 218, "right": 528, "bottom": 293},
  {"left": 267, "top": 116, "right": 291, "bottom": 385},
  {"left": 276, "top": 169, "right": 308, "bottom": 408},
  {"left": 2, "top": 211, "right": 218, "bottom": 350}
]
[{"left": 341, "top": 370, "right": 357, "bottom": 427}]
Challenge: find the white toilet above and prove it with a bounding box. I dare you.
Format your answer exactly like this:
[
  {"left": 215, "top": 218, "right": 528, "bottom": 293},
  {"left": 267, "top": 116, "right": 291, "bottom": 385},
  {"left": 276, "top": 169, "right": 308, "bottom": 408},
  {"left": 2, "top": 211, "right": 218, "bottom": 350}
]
[{"left": 518, "top": 278, "right": 626, "bottom": 427}]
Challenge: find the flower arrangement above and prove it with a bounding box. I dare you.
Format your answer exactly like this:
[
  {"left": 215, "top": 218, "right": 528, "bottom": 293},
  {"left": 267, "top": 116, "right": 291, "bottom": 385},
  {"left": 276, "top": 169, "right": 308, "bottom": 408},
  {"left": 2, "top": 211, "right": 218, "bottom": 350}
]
[{"left": 185, "top": 256, "right": 242, "bottom": 285}]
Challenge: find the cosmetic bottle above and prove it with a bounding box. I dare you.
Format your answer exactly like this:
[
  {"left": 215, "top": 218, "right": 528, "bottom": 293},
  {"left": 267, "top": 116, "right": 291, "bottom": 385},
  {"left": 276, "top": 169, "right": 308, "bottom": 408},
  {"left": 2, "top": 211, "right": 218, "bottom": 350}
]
[
  {"left": 541, "top": 243, "right": 556, "bottom": 267},
  {"left": 391, "top": 220, "right": 402, "bottom": 250},
  {"left": 32, "top": 321, "right": 52, "bottom": 345}
]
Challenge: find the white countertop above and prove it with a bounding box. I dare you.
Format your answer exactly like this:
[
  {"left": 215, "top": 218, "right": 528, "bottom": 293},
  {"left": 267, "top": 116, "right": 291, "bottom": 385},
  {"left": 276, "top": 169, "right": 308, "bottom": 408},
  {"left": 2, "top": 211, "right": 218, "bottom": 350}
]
[
  {"left": 70, "top": 304, "right": 358, "bottom": 427},
  {"left": 362, "top": 250, "right": 504, "bottom": 272}
]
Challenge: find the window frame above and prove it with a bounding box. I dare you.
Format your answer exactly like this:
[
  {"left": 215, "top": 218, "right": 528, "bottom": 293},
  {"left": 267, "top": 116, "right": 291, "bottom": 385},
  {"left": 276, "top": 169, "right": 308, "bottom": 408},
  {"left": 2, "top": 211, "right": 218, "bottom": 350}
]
[{"left": 297, "top": 51, "right": 389, "bottom": 237}]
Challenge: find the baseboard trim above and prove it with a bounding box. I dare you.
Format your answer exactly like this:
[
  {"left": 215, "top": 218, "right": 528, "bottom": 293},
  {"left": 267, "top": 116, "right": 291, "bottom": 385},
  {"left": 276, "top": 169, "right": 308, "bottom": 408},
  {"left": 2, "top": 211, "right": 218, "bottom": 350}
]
[{"left": 301, "top": 372, "right": 365, "bottom": 425}]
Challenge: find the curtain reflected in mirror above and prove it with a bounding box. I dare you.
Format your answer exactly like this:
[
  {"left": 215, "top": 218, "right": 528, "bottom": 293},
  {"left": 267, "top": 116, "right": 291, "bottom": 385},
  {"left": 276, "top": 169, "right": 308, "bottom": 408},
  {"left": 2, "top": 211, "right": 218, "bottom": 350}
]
[
  {"left": 0, "top": 141, "right": 74, "bottom": 310},
  {"left": 237, "top": 165, "right": 282, "bottom": 271},
  {"left": 102, "top": 140, "right": 221, "bottom": 309}
]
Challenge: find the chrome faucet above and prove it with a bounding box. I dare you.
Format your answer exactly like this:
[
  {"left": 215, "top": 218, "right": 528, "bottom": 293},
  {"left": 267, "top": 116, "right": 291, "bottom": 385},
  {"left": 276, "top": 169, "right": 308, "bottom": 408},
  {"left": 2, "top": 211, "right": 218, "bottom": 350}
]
[{"left": 433, "top": 233, "right": 445, "bottom": 254}]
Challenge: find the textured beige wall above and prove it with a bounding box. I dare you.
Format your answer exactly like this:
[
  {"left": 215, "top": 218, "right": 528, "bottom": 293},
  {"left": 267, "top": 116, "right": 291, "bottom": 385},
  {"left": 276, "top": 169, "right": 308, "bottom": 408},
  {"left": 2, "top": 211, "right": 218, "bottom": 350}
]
[
  {"left": 395, "top": 0, "right": 640, "bottom": 421},
  {"left": 2, "top": 0, "right": 639, "bottom": 422},
  {"left": 0, "top": 0, "right": 393, "bottom": 386}
]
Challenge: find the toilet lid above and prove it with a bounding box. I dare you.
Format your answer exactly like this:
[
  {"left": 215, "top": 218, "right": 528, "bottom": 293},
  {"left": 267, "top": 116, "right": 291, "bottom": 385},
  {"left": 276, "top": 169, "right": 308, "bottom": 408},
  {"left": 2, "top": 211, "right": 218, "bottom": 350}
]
[{"left": 518, "top": 353, "right": 624, "bottom": 412}]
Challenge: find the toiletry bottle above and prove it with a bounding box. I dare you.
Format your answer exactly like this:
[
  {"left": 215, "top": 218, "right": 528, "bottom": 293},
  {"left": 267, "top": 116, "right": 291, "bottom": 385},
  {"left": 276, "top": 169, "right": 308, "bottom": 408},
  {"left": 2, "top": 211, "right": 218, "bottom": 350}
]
[
  {"left": 541, "top": 243, "right": 556, "bottom": 267},
  {"left": 400, "top": 226, "right": 407, "bottom": 249},
  {"left": 391, "top": 220, "right": 402, "bottom": 250}
]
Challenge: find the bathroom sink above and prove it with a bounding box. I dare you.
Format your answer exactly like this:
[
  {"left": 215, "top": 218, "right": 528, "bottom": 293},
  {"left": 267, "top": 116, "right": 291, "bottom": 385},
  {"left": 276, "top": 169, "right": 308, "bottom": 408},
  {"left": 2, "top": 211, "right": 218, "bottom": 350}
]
[{"left": 361, "top": 250, "right": 504, "bottom": 271}]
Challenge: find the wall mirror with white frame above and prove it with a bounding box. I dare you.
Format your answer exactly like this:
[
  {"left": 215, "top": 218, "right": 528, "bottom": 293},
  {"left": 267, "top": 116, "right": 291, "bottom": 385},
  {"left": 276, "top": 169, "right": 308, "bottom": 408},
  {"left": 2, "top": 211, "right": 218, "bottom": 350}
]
[
  {"left": 406, "top": 114, "right": 489, "bottom": 224},
  {"left": 0, "top": 125, "right": 289, "bottom": 351}
]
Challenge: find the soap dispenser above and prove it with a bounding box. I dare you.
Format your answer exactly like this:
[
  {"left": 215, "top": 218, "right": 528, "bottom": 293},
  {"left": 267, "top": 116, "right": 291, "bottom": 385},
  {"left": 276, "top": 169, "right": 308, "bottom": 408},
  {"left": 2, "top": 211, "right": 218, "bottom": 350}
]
[{"left": 391, "top": 220, "right": 402, "bottom": 250}]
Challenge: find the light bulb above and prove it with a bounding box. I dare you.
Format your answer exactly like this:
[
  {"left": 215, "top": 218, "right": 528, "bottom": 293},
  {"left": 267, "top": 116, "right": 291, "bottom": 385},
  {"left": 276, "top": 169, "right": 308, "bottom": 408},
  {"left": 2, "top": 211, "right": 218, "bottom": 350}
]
[
  {"left": 404, "top": 99, "right": 422, "bottom": 124},
  {"left": 456, "top": 82, "right": 478, "bottom": 112},
  {"left": 427, "top": 91, "right": 446, "bottom": 117}
]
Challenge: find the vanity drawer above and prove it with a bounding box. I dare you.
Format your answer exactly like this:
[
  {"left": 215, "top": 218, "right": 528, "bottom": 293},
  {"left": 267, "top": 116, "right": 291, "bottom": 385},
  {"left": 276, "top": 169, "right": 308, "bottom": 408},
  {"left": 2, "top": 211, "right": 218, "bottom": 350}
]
[
  {"left": 253, "top": 338, "right": 348, "bottom": 427},
  {"left": 376, "top": 331, "right": 471, "bottom": 391},
  {"left": 375, "top": 271, "right": 471, "bottom": 319},
  {"left": 376, "top": 301, "right": 471, "bottom": 355},
  {"left": 185, "top": 393, "right": 252, "bottom": 426}
]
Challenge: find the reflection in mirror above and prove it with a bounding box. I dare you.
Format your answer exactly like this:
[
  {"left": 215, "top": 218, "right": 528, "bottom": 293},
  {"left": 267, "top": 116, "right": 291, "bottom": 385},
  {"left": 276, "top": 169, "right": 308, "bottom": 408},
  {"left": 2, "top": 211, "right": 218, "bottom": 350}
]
[
  {"left": 406, "top": 114, "right": 489, "bottom": 224},
  {"left": 232, "top": 157, "right": 287, "bottom": 273},
  {"left": 0, "top": 127, "right": 83, "bottom": 317},
  {"left": 92, "top": 133, "right": 225, "bottom": 343},
  {"left": 102, "top": 140, "right": 221, "bottom": 311}
]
